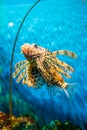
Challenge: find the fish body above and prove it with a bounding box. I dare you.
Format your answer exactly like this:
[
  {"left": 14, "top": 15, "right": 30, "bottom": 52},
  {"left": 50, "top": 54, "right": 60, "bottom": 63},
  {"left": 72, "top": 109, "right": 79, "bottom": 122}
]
[{"left": 13, "top": 43, "right": 77, "bottom": 95}]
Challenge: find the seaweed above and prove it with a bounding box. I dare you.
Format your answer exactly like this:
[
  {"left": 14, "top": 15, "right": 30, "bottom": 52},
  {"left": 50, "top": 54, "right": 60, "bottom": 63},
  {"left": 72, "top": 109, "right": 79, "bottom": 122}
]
[
  {"left": 42, "top": 120, "right": 82, "bottom": 130},
  {"left": 9, "top": 0, "right": 40, "bottom": 120}
]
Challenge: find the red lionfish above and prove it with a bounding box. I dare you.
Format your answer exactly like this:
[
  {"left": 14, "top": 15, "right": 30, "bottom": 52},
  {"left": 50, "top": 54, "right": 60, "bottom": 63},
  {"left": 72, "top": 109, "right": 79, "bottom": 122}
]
[{"left": 13, "top": 43, "right": 77, "bottom": 96}]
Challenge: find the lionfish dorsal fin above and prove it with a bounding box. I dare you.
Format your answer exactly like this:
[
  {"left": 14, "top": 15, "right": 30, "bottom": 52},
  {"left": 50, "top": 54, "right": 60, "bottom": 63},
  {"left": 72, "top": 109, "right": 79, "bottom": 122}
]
[{"left": 52, "top": 50, "right": 77, "bottom": 58}]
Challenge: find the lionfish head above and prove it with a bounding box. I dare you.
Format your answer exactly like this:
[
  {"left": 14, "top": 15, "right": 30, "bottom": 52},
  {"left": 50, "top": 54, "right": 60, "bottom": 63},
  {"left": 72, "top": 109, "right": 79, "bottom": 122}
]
[{"left": 21, "top": 43, "right": 33, "bottom": 58}]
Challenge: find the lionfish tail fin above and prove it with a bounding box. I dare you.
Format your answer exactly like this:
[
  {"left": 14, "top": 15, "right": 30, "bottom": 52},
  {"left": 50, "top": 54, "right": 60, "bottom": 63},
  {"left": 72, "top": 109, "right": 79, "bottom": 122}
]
[
  {"left": 61, "top": 82, "right": 68, "bottom": 89},
  {"left": 62, "top": 82, "right": 77, "bottom": 89},
  {"left": 63, "top": 82, "right": 78, "bottom": 97},
  {"left": 63, "top": 88, "right": 69, "bottom": 98},
  {"left": 52, "top": 50, "right": 77, "bottom": 58}
]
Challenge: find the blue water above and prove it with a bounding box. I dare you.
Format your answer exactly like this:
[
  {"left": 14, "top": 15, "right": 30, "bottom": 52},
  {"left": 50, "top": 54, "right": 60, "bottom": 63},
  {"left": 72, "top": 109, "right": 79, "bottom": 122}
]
[{"left": 0, "top": 0, "right": 87, "bottom": 129}]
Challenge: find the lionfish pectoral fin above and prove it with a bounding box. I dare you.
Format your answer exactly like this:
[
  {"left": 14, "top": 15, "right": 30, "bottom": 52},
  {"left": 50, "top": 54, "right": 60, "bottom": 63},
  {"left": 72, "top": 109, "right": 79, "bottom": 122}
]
[
  {"left": 16, "top": 69, "right": 26, "bottom": 83},
  {"left": 22, "top": 75, "right": 34, "bottom": 87},
  {"left": 52, "top": 50, "right": 77, "bottom": 58},
  {"left": 13, "top": 62, "right": 29, "bottom": 78},
  {"left": 22, "top": 76, "right": 27, "bottom": 84},
  {"left": 13, "top": 61, "right": 29, "bottom": 78},
  {"left": 27, "top": 80, "right": 35, "bottom": 87},
  {"left": 14, "top": 60, "right": 27, "bottom": 69}
]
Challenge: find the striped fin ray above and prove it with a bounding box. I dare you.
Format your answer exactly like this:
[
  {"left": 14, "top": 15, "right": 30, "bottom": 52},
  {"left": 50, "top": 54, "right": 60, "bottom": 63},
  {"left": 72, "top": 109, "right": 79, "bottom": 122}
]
[
  {"left": 52, "top": 50, "right": 77, "bottom": 58},
  {"left": 16, "top": 69, "right": 27, "bottom": 83},
  {"left": 51, "top": 57, "right": 74, "bottom": 72},
  {"left": 22, "top": 75, "right": 27, "bottom": 84},
  {"left": 42, "top": 59, "right": 65, "bottom": 85},
  {"left": 24, "top": 65, "right": 36, "bottom": 87},
  {"left": 50, "top": 69, "right": 65, "bottom": 86},
  {"left": 39, "top": 64, "right": 51, "bottom": 82},
  {"left": 13, "top": 62, "right": 29, "bottom": 78},
  {"left": 14, "top": 60, "right": 28, "bottom": 69},
  {"left": 45, "top": 58, "right": 71, "bottom": 78},
  {"left": 37, "top": 58, "right": 52, "bottom": 82}
]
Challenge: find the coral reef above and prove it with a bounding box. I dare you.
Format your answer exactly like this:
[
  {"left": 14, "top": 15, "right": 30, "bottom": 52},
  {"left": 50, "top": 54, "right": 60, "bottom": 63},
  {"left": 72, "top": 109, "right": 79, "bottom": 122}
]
[
  {"left": 0, "top": 111, "right": 82, "bottom": 130},
  {"left": 0, "top": 111, "right": 39, "bottom": 130}
]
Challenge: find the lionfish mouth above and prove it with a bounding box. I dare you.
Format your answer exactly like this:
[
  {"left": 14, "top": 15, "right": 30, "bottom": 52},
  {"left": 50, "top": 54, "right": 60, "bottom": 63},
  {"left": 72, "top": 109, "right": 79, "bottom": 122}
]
[{"left": 20, "top": 43, "right": 30, "bottom": 55}]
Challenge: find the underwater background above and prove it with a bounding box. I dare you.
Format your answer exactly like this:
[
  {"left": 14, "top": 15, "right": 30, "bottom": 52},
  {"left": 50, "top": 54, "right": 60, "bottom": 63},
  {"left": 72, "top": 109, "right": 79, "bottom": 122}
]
[{"left": 0, "top": 0, "right": 87, "bottom": 129}]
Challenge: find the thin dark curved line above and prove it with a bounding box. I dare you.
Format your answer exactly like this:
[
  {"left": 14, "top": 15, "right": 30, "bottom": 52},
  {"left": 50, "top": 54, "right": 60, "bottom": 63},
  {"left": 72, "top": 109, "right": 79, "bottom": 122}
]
[{"left": 9, "top": 0, "right": 40, "bottom": 116}]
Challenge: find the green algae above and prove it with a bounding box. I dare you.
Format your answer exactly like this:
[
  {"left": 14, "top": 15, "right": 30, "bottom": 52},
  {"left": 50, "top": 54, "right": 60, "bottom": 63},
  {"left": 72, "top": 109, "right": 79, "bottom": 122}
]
[{"left": 42, "top": 120, "right": 82, "bottom": 130}]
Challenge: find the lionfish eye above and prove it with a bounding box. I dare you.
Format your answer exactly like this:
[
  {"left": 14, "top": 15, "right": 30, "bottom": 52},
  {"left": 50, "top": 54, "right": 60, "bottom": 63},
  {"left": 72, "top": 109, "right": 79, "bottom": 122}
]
[{"left": 34, "top": 44, "right": 38, "bottom": 48}]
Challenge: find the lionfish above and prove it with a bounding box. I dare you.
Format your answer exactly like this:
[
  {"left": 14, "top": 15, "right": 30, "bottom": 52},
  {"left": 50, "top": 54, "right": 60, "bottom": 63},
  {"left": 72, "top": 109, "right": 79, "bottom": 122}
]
[{"left": 13, "top": 43, "right": 77, "bottom": 96}]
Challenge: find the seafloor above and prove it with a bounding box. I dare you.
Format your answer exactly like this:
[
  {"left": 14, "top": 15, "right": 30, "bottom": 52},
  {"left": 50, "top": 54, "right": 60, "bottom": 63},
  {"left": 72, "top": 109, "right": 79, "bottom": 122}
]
[{"left": 0, "top": 0, "right": 87, "bottom": 129}]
